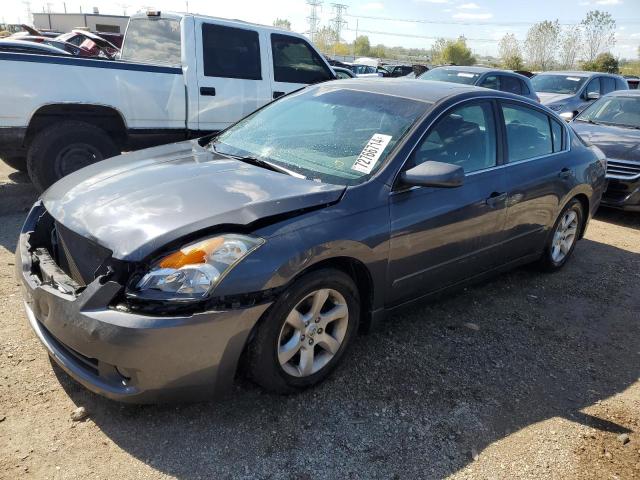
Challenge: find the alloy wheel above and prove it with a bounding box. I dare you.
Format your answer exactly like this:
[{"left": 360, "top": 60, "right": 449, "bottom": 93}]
[
  {"left": 277, "top": 288, "right": 349, "bottom": 377},
  {"left": 551, "top": 209, "right": 579, "bottom": 263}
]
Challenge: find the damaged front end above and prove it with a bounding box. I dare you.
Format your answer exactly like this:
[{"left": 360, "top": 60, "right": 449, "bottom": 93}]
[{"left": 15, "top": 201, "right": 273, "bottom": 403}]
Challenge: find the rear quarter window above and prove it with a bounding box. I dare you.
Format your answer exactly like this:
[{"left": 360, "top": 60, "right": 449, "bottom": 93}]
[{"left": 120, "top": 18, "right": 181, "bottom": 65}]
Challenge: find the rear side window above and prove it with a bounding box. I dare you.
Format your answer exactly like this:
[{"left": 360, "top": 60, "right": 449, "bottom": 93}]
[
  {"left": 202, "top": 24, "right": 261, "bottom": 80},
  {"left": 479, "top": 75, "right": 498, "bottom": 90},
  {"left": 413, "top": 101, "right": 497, "bottom": 173},
  {"left": 501, "top": 103, "right": 553, "bottom": 162},
  {"left": 499, "top": 76, "right": 522, "bottom": 95},
  {"left": 550, "top": 119, "right": 564, "bottom": 152},
  {"left": 271, "top": 34, "right": 333, "bottom": 84},
  {"left": 601, "top": 77, "right": 616, "bottom": 95},
  {"left": 520, "top": 80, "right": 531, "bottom": 95},
  {"left": 121, "top": 18, "right": 181, "bottom": 65}
]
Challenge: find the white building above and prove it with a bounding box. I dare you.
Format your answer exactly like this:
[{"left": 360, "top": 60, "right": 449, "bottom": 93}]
[{"left": 32, "top": 12, "right": 129, "bottom": 34}]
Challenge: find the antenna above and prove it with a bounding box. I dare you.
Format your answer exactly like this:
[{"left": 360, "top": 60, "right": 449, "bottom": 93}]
[
  {"left": 330, "top": 3, "right": 347, "bottom": 43},
  {"left": 306, "top": 0, "right": 322, "bottom": 43}
]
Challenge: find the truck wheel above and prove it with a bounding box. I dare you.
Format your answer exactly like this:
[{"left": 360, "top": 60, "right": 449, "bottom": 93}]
[
  {"left": 1, "top": 156, "right": 27, "bottom": 172},
  {"left": 27, "top": 121, "right": 119, "bottom": 191}
]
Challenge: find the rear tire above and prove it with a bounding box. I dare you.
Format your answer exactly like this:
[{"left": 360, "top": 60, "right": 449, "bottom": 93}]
[
  {"left": 538, "top": 198, "right": 584, "bottom": 271},
  {"left": 26, "top": 121, "right": 119, "bottom": 192},
  {"left": 247, "top": 269, "right": 360, "bottom": 394},
  {"left": 1, "top": 156, "right": 27, "bottom": 172}
]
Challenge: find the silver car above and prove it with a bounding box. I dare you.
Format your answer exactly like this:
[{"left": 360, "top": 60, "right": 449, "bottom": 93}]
[{"left": 532, "top": 71, "right": 628, "bottom": 119}]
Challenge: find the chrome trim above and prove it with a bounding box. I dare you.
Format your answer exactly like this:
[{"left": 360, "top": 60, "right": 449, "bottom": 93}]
[
  {"left": 390, "top": 94, "right": 571, "bottom": 192},
  {"left": 606, "top": 158, "right": 640, "bottom": 180}
]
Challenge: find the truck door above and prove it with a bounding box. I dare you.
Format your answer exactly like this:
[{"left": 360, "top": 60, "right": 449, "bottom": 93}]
[
  {"left": 267, "top": 33, "right": 334, "bottom": 100},
  {"left": 195, "top": 19, "right": 271, "bottom": 132}
]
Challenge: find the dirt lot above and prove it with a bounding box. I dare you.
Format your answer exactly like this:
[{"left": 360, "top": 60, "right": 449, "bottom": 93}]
[{"left": 0, "top": 161, "right": 638, "bottom": 480}]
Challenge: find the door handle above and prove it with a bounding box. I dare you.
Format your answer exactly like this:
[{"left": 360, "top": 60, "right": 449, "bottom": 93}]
[
  {"left": 558, "top": 167, "right": 572, "bottom": 179},
  {"left": 200, "top": 87, "right": 216, "bottom": 96},
  {"left": 273, "top": 91, "right": 285, "bottom": 99},
  {"left": 486, "top": 191, "right": 507, "bottom": 207}
]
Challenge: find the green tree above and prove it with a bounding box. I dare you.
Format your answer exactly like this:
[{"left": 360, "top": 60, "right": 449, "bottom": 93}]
[
  {"left": 272, "top": 18, "right": 291, "bottom": 31},
  {"left": 499, "top": 33, "right": 524, "bottom": 70},
  {"left": 432, "top": 37, "right": 475, "bottom": 66},
  {"left": 581, "top": 10, "right": 616, "bottom": 62},
  {"left": 353, "top": 35, "right": 371, "bottom": 56},
  {"left": 525, "top": 20, "right": 560, "bottom": 71},
  {"left": 582, "top": 52, "right": 619, "bottom": 73},
  {"left": 558, "top": 27, "right": 582, "bottom": 70}
]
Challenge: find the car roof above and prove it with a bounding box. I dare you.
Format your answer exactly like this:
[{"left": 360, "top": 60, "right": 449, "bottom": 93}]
[
  {"left": 605, "top": 89, "right": 640, "bottom": 97},
  {"left": 313, "top": 78, "right": 523, "bottom": 104},
  {"left": 429, "top": 65, "right": 530, "bottom": 79},
  {"left": 538, "top": 71, "right": 620, "bottom": 78}
]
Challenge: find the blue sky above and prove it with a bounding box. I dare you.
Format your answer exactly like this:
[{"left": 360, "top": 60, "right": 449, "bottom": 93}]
[{"left": 2, "top": 0, "right": 639, "bottom": 57}]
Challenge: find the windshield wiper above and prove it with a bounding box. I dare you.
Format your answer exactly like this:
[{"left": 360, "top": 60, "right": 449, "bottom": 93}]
[{"left": 210, "top": 143, "right": 305, "bottom": 178}]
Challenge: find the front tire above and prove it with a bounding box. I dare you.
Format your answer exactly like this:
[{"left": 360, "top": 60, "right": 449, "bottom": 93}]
[
  {"left": 26, "top": 121, "right": 119, "bottom": 192},
  {"left": 247, "top": 269, "right": 360, "bottom": 394},
  {"left": 538, "top": 198, "right": 584, "bottom": 271}
]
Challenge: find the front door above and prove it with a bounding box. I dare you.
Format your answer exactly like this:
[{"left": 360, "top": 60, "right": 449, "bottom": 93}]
[
  {"left": 388, "top": 100, "right": 508, "bottom": 306},
  {"left": 195, "top": 20, "right": 271, "bottom": 131}
]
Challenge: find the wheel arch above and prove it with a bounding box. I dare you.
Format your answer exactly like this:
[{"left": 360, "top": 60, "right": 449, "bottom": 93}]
[{"left": 25, "top": 103, "right": 127, "bottom": 148}]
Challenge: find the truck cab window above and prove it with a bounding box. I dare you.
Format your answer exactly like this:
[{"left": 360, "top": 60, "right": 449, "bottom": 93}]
[
  {"left": 270, "top": 34, "right": 333, "bottom": 84},
  {"left": 202, "top": 24, "right": 261, "bottom": 80},
  {"left": 120, "top": 18, "right": 181, "bottom": 66}
]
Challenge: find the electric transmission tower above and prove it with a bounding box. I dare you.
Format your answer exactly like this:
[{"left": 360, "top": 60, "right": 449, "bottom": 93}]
[
  {"left": 330, "top": 3, "right": 347, "bottom": 43},
  {"left": 306, "top": 0, "right": 322, "bottom": 43}
]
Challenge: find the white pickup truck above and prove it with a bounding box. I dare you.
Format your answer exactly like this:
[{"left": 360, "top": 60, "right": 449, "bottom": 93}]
[{"left": 0, "top": 11, "right": 336, "bottom": 190}]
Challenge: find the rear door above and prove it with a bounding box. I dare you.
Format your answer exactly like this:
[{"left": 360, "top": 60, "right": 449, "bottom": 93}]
[
  {"left": 195, "top": 20, "right": 271, "bottom": 131},
  {"left": 267, "top": 33, "right": 334, "bottom": 100},
  {"left": 498, "top": 100, "right": 573, "bottom": 261}
]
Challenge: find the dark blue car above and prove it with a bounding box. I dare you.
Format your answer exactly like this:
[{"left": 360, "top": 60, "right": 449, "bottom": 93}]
[{"left": 17, "top": 79, "right": 606, "bottom": 402}]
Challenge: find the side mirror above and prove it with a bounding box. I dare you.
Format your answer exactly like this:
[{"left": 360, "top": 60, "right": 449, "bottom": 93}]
[
  {"left": 586, "top": 91, "right": 600, "bottom": 101},
  {"left": 400, "top": 161, "right": 464, "bottom": 188},
  {"left": 560, "top": 111, "right": 574, "bottom": 122}
]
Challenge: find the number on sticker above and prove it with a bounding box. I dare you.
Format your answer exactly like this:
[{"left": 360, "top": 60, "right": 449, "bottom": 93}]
[{"left": 352, "top": 134, "right": 393, "bottom": 174}]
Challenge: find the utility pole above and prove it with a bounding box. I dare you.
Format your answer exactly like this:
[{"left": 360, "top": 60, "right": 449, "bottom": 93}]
[
  {"left": 330, "top": 3, "right": 347, "bottom": 55},
  {"left": 306, "top": 0, "right": 322, "bottom": 44},
  {"left": 22, "top": 1, "right": 32, "bottom": 24}
]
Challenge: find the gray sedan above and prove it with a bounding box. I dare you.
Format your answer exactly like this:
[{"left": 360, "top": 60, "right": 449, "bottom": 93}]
[{"left": 17, "top": 79, "right": 606, "bottom": 403}]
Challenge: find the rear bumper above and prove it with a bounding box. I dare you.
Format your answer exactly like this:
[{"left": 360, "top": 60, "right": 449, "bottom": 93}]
[
  {"left": 0, "top": 127, "right": 27, "bottom": 158},
  {"left": 16, "top": 205, "right": 271, "bottom": 403}
]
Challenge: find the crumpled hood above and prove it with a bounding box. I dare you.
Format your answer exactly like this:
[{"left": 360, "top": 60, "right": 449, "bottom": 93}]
[
  {"left": 537, "top": 92, "right": 572, "bottom": 106},
  {"left": 571, "top": 122, "right": 640, "bottom": 161},
  {"left": 42, "top": 140, "right": 345, "bottom": 261}
]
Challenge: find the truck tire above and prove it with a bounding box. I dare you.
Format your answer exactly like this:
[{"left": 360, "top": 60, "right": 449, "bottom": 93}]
[
  {"left": 27, "top": 121, "right": 120, "bottom": 192},
  {"left": 1, "top": 156, "right": 27, "bottom": 172}
]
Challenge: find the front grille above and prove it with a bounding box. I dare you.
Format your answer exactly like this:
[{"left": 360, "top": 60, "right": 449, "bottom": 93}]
[
  {"left": 54, "top": 222, "right": 112, "bottom": 286},
  {"left": 606, "top": 159, "right": 640, "bottom": 180},
  {"left": 38, "top": 320, "right": 99, "bottom": 377}
]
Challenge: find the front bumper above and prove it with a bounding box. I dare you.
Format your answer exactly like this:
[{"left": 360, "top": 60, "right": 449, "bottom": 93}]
[
  {"left": 16, "top": 207, "right": 271, "bottom": 403},
  {"left": 602, "top": 177, "right": 640, "bottom": 212}
]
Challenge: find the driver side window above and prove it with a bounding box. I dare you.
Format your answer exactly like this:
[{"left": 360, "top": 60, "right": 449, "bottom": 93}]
[{"left": 412, "top": 101, "right": 497, "bottom": 173}]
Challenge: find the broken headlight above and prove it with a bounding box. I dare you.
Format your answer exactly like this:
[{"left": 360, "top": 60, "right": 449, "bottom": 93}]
[{"left": 127, "top": 234, "right": 264, "bottom": 302}]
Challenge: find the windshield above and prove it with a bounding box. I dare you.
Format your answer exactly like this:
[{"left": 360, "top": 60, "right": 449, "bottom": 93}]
[
  {"left": 531, "top": 74, "right": 587, "bottom": 94},
  {"left": 211, "top": 88, "right": 429, "bottom": 185},
  {"left": 576, "top": 95, "right": 640, "bottom": 129},
  {"left": 418, "top": 68, "right": 480, "bottom": 85},
  {"left": 120, "top": 17, "right": 181, "bottom": 65}
]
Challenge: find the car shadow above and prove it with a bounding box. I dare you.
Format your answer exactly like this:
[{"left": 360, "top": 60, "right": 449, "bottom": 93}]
[
  {"left": 52, "top": 237, "right": 640, "bottom": 479},
  {"left": 595, "top": 207, "right": 640, "bottom": 231}
]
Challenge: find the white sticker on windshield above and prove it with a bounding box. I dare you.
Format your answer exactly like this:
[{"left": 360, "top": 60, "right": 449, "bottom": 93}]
[
  {"left": 352, "top": 134, "right": 393, "bottom": 174},
  {"left": 567, "top": 77, "right": 581, "bottom": 82},
  {"left": 457, "top": 72, "right": 475, "bottom": 78}
]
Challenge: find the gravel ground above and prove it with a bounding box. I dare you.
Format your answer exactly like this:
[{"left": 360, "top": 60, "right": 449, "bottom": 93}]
[{"left": 0, "top": 161, "right": 638, "bottom": 479}]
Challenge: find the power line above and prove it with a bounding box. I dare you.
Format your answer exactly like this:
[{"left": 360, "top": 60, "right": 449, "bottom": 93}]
[{"left": 345, "top": 12, "right": 640, "bottom": 27}]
